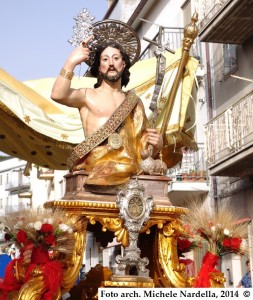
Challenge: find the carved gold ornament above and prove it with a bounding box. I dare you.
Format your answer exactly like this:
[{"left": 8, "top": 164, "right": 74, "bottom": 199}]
[{"left": 108, "top": 133, "right": 123, "bottom": 150}]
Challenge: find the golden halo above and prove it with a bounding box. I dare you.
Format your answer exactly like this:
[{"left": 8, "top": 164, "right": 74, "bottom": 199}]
[{"left": 86, "top": 19, "right": 141, "bottom": 67}]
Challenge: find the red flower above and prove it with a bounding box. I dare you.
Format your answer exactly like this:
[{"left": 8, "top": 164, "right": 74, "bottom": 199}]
[
  {"left": 223, "top": 237, "right": 242, "bottom": 250},
  {"left": 178, "top": 238, "right": 192, "bottom": 251},
  {"left": 17, "top": 230, "right": 29, "bottom": 245},
  {"left": 41, "top": 223, "right": 53, "bottom": 233},
  {"left": 44, "top": 234, "right": 55, "bottom": 246},
  {"left": 222, "top": 238, "right": 230, "bottom": 248},
  {"left": 230, "top": 237, "right": 242, "bottom": 250}
]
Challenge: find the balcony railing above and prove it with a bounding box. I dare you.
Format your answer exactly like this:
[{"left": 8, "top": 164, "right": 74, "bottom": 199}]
[
  {"left": 140, "top": 27, "right": 202, "bottom": 63},
  {"left": 167, "top": 144, "right": 209, "bottom": 207},
  {"left": 195, "top": 0, "right": 253, "bottom": 44},
  {"left": 195, "top": 0, "right": 228, "bottom": 28},
  {"left": 5, "top": 178, "right": 30, "bottom": 191},
  {"left": 168, "top": 143, "right": 209, "bottom": 182},
  {"left": 205, "top": 91, "right": 253, "bottom": 173}
]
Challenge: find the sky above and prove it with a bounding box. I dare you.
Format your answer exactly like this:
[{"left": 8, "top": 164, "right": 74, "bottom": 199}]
[{"left": 0, "top": 1, "right": 108, "bottom": 81}]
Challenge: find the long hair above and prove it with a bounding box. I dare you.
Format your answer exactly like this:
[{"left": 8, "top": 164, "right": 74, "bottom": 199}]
[{"left": 90, "top": 41, "right": 131, "bottom": 88}]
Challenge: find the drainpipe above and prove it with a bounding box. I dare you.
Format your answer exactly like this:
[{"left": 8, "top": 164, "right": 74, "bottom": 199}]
[
  {"left": 205, "top": 42, "right": 218, "bottom": 214},
  {"left": 248, "top": 221, "right": 253, "bottom": 288}
]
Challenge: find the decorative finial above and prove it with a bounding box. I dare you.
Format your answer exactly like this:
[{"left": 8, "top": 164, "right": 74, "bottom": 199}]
[
  {"left": 182, "top": 12, "right": 199, "bottom": 51},
  {"left": 68, "top": 8, "right": 95, "bottom": 47}
]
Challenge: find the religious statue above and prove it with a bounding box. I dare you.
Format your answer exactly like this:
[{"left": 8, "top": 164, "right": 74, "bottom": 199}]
[{"left": 51, "top": 19, "right": 165, "bottom": 186}]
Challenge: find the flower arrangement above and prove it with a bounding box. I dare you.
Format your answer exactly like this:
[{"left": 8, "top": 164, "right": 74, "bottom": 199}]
[
  {"left": 0, "top": 208, "right": 79, "bottom": 299},
  {"left": 182, "top": 201, "right": 248, "bottom": 257},
  {"left": 182, "top": 200, "right": 248, "bottom": 288},
  {"left": 1, "top": 208, "right": 78, "bottom": 255}
]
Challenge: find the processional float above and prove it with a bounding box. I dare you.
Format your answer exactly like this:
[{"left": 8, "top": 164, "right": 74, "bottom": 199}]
[
  {"left": 0, "top": 11, "right": 226, "bottom": 300},
  {"left": 45, "top": 12, "right": 199, "bottom": 297}
]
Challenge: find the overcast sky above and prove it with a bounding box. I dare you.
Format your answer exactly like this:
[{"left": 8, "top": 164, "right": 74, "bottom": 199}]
[{"left": 0, "top": 1, "right": 108, "bottom": 81}]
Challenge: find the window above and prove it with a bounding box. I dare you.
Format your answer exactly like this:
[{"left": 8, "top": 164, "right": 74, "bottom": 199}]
[{"left": 223, "top": 44, "right": 237, "bottom": 77}]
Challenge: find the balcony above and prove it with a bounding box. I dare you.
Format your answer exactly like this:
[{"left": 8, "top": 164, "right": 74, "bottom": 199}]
[
  {"left": 167, "top": 144, "right": 210, "bottom": 207},
  {"left": 205, "top": 90, "right": 253, "bottom": 177},
  {"left": 37, "top": 168, "right": 54, "bottom": 180},
  {"left": 140, "top": 27, "right": 202, "bottom": 63},
  {"left": 196, "top": 0, "right": 253, "bottom": 44},
  {"left": 5, "top": 178, "right": 30, "bottom": 192}
]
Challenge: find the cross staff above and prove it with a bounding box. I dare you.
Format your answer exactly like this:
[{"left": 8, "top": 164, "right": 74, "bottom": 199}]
[{"left": 141, "top": 19, "right": 175, "bottom": 129}]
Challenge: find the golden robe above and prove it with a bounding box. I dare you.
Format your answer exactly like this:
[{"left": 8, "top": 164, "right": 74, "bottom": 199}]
[{"left": 72, "top": 97, "right": 149, "bottom": 186}]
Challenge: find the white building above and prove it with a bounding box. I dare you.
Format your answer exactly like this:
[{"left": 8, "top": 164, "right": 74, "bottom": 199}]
[
  {"left": 0, "top": 156, "right": 31, "bottom": 213},
  {"left": 195, "top": 0, "right": 253, "bottom": 287},
  {"left": 0, "top": 155, "right": 67, "bottom": 243},
  {"left": 0, "top": 157, "right": 67, "bottom": 213},
  {"left": 104, "top": 0, "right": 253, "bottom": 287}
]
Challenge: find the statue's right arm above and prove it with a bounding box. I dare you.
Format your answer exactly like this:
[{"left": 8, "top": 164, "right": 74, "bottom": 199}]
[{"left": 51, "top": 37, "right": 92, "bottom": 109}]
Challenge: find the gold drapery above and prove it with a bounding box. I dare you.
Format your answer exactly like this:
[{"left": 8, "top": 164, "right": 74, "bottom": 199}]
[{"left": 0, "top": 49, "right": 198, "bottom": 169}]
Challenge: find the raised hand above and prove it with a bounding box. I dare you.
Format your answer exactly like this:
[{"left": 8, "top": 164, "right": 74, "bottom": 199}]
[{"left": 65, "top": 36, "right": 93, "bottom": 68}]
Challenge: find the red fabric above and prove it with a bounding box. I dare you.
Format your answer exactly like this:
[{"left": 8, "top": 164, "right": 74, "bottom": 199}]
[
  {"left": 179, "top": 258, "right": 193, "bottom": 266},
  {"left": 25, "top": 260, "right": 63, "bottom": 300},
  {"left": 0, "top": 259, "right": 21, "bottom": 300},
  {"left": 31, "top": 246, "right": 51, "bottom": 264},
  {"left": 193, "top": 251, "right": 220, "bottom": 287},
  {"left": 0, "top": 246, "right": 63, "bottom": 300}
]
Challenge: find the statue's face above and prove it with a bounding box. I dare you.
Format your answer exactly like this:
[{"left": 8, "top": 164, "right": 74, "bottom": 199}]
[{"left": 99, "top": 46, "right": 126, "bottom": 82}]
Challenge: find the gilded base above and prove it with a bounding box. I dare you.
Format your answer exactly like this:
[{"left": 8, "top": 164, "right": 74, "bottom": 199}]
[{"left": 104, "top": 275, "right": 154, "bottom": 288}]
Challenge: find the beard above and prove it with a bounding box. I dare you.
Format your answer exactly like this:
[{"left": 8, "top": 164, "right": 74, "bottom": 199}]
[{"left": 99, "top": 69, "right": 124, "bottom": 83}]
